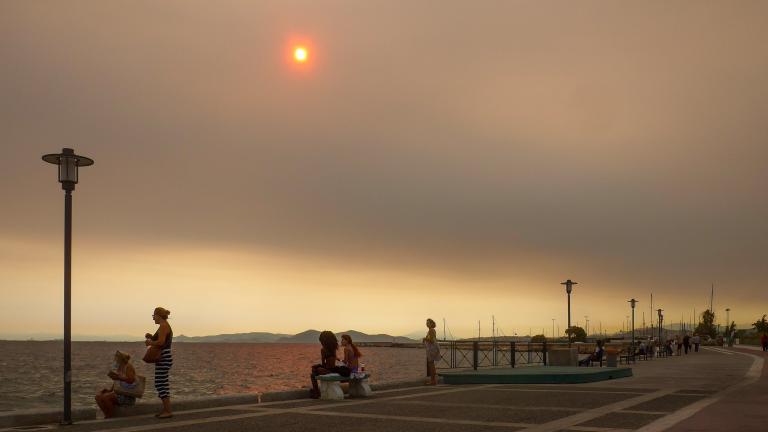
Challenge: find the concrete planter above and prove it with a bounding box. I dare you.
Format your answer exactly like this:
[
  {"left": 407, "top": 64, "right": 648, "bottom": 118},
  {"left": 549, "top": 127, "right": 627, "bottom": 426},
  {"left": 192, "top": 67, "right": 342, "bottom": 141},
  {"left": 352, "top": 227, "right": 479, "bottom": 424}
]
[{"left": 548, "top": 348, "right": 577, "bottom": 366}]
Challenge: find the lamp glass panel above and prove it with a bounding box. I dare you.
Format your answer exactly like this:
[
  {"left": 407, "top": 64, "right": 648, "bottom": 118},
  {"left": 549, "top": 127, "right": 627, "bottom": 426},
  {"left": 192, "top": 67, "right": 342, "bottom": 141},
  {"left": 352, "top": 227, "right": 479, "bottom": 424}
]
[{"left": 59, "top": 157, "right": 78, "bottom": 183}]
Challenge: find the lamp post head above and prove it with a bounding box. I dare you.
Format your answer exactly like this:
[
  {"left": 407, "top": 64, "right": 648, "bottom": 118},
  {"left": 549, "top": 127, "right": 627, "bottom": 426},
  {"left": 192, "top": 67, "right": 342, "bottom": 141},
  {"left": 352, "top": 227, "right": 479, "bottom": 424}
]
[
  {"left": 42, "top": 148, "right": 94, "bottom": 191},
  {"left": 561, "top": 279, "right": 577, "bottom": 294},
  {"left": 628, "top": 298, "right": 638, "bottom": 309}
]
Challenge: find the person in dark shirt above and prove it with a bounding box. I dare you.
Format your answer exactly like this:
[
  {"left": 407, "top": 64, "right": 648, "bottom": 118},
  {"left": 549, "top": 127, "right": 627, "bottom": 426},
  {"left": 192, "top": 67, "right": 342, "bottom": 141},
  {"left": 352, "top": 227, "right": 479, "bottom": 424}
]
[{"left": 309, "top": 331, "right": 350, "bottom": 398}]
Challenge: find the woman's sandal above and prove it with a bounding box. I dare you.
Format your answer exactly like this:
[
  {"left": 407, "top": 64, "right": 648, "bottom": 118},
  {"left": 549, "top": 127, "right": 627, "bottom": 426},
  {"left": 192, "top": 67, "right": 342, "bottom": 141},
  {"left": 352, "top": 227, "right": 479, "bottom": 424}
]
[{"left": 155, "top": 413, "right": 173, "bottom": 419}]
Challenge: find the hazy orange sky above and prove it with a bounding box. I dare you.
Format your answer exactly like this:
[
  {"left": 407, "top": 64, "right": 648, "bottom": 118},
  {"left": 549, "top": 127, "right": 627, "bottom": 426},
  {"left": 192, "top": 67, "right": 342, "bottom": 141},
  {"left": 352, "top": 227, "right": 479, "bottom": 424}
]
[{"left": 2, "top": 1, "right": 767, "bottom": 340}]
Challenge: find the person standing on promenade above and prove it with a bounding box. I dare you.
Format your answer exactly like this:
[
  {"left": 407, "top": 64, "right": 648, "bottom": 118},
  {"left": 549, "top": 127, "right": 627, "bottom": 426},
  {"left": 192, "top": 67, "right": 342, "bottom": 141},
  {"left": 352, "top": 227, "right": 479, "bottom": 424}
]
[
  {"left": 760, "top": 333, "right": 767, "bottom": 352},
  {"left": 423, "top": 318, "right": 440, "bottom": 385},
  {"left": 675, "top": 335, "right": 682, "bottom": 356},
  {"left": 683, "top": 333, "right": 691, "bottom": 354},
  {"left": 693, "top": 334, "right": 701, "bottom": 352},
  {"left": 145, "top": 307, "right": 173, "bottom": 419}
]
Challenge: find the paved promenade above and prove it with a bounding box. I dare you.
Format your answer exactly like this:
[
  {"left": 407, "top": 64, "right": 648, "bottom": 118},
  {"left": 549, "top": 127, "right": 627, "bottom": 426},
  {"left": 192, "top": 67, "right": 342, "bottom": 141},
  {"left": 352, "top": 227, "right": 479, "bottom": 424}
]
[{"left": 3, "top": 346, "right": 762, "bottom": 432}]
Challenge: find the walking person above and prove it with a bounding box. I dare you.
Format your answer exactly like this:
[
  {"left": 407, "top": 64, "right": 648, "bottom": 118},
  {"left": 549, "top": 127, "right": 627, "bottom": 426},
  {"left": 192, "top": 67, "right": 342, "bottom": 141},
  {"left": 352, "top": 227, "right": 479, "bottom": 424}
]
[
  {"left": 693, "top": 334, "right": 701, "bottom": 352},
  {"left": 683, "top": 333, "right": 691, "bottom": 354},
  {"left": 675, "top": 335, "right": 682, "bottom": 356},
  {"left": 145, "top": 307, "right": 173, "bottom": 419},
  {"left": 423, "top": 318, "right": 440, "bottom": 385},
  {"left": 761, "top": 333, "right": 768, "bottom": 352}
]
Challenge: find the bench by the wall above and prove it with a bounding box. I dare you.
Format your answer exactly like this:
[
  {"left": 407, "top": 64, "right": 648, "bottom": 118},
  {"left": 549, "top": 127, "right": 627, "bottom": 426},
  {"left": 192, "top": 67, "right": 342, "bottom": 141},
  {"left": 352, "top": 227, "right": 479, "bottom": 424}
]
[{"left": 316, "top": 373, "right": 371, "bottom": 400}]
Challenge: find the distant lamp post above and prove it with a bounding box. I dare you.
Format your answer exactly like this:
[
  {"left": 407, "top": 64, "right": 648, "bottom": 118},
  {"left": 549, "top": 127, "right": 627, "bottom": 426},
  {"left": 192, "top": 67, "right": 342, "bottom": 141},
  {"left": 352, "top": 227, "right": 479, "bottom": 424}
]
[
  {"left": 628, "top": 299, "right": 638, "bottom": 353},
  {"left": 725, "top": 308, "right": 731, "bottom": 346},
  {"left": 42, "top": 148, "right": 94, "bottom": 425},
  {"left": 551, "top": 318, "right": 556, "bottom": 341},
  {"left": 657, "top": 309, "right": 664, "bottom": 345},
  {"left": 561, "top": 279, "right": 577, "bottom": 346}
]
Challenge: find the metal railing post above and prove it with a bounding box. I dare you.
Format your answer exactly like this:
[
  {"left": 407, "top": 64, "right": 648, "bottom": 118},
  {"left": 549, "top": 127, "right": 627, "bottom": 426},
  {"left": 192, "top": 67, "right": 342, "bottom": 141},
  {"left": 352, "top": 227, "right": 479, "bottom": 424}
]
[
  {"left": 473, "top": 341, "right": 479, "bottom": 370},
  {"left": 511, "top": 342, "right": 516, "bottom": 368},
  {"left": 543, "top": 340, "right": 548, "bottom": 366}
]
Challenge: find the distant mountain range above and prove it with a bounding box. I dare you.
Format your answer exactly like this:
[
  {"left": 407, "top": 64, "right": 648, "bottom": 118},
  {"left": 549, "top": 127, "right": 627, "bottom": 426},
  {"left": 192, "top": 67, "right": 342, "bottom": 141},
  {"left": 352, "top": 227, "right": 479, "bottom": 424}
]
[{"left": 174, "top": 329, "right": 418, "bottom": 344}]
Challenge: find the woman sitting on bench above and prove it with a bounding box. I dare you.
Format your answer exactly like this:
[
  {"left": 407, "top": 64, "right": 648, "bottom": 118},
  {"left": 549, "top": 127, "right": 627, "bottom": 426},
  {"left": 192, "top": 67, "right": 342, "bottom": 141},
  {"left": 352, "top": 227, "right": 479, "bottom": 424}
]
[
  {"left": 310, "top": 331, "right": 351, "bottom": 399},
  {"left": 341, "top": 334, "right": 363, "bottom": 374},
  {"left": 579, "top": 339, "right": 604, "bottom": 366},
  {"left": 95, "top": 350, "right": 137, "bottom": 418}
]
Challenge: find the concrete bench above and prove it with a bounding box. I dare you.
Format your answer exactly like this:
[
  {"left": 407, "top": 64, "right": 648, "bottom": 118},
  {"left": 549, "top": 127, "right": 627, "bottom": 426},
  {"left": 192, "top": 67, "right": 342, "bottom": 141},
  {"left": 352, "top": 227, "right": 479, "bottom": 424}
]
[{"left": 316, "top": 373, "right": 371, "bottom": 400}]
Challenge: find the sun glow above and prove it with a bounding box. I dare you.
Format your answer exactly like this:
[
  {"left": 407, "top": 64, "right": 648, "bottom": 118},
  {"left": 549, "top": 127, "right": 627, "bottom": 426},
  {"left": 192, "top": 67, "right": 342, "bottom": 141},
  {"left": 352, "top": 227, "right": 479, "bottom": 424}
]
[{"left": 294, "top": 47, "right": 308, "bottom": 63}]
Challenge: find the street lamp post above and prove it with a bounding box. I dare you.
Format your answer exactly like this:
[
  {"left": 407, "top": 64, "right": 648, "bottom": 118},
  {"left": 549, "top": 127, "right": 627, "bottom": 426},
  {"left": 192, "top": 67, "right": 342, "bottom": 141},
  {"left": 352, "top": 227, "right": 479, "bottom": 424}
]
[
  {"left": 585, "top": 316, "right": 589, "bottom": 337},
  {"left": 551, "top": 318, "right": 556, "bottom": 341},
  {"left": 725, "top": 308, "right": 731, "bottom": 346},
  {"left": 42, "top": 148, "right": 94, "bottom": 425},
  {"left": 561, "top": 279, "right": 577, "bottom": 346},
  {"left": 628, "top": 299, "right": 638, "bottom": 354},
  {"left": 657, "top": 309, "right": 664, "bottom": 346}
]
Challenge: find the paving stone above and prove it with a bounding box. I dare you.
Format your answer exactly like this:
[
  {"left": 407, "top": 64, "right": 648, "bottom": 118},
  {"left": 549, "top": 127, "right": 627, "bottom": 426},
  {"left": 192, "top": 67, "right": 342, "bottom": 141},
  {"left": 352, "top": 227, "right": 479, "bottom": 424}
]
[
  {"left": 625, "top": 394, "right": 706, "bottom": 412},
  {"left": 59, "top": 409, "right": 261, "bottom": 432},
  {"left": 410, "top": 387, "right": 637, "bottom": 409},
  {"left": 577, "top": 412, "right": 663, "bottom": 428},
  {"left": 323, "top": 400, "right": 572, "bottom": 424},
  {"left": 147, "top": 412, "right": 525, "bottom": 432}
]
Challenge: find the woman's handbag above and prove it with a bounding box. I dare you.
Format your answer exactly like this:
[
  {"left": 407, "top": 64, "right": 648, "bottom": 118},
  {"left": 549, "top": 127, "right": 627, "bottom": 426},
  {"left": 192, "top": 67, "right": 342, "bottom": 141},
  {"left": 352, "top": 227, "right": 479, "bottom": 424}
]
[
  {"left": 142, "top": 345, "right": 162, "bottom": 363},
  {"left": 114, "top": 375, "right": 146, "bottom": 398}
]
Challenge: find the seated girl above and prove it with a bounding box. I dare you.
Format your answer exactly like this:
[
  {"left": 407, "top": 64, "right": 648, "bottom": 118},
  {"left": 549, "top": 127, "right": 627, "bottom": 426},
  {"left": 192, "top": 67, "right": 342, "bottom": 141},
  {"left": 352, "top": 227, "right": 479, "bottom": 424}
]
[
  {"left": 341, "top": 334, "right": 363, "bottom": 374},
  {"left": 95, "top": 351, "right": 137, "bottom": 418}
]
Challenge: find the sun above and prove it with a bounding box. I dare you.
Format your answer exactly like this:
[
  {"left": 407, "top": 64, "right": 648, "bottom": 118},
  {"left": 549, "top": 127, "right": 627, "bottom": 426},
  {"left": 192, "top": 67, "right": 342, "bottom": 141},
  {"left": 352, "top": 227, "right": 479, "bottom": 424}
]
[{"left": 294, "top": 47, "right": 308, "bottom": 63}]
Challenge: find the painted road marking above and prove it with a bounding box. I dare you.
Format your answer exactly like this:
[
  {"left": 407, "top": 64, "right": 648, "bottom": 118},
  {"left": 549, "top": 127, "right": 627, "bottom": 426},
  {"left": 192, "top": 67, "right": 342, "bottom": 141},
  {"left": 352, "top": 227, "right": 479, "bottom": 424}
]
[{"left": 703, "top": 347, "right": 734, "bottom": 355}]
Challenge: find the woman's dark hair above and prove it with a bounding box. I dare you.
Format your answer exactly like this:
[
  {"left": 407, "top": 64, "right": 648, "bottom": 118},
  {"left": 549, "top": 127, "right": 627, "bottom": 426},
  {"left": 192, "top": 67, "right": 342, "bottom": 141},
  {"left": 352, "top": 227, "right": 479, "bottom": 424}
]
[
  {"left": 341, "top": 334, "right": 362, "bottom": 358},
  {"left": 318, "top": 331, "right": 338, "bottom": 356}
]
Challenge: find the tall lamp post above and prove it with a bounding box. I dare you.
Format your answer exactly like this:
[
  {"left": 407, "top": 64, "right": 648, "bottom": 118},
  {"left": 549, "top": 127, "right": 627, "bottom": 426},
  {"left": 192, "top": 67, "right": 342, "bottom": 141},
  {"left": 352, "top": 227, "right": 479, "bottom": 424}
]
[
  {"left": 656, "top": 309, "right": 664, "bottom": 346},
  {"left": 561, "top": 279, "right": 577, "bottom": 346},
  {"left": 628, "top": 299, "right": 638, "bottom": 352},
  {"left": 42, "top": 148, "right": 94, "bottom": 425},
  {"left": 584, "top": 315, "right": 589, "bottom": 337},
  {"left": 551, "top": 318, "right": 556, "bottom": 341},
  {"left": 725, "top": 307, "right": 731, "bottom": 346}
]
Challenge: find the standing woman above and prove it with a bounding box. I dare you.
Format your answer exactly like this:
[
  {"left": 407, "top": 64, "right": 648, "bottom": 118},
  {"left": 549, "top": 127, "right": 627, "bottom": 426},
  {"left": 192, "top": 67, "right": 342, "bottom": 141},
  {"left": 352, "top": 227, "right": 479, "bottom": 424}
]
[
  {"left": 423, "top": 318, "right": 440, "bottom": 385},
  {"left": 145, "top": 307, "right": 173, "bottom": 419}
]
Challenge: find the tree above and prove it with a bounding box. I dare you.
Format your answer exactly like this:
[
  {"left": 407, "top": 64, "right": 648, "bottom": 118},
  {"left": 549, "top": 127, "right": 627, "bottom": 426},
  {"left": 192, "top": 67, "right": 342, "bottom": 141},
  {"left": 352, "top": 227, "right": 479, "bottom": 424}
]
[
  {"left": 695, "top": 309, "right": 717, "bottom": 339},
  {"left": 530, "top": 334, "right": 547, "bottom": 343},
  {"left": 753, "top": 315, "right": 768, "bottom": 334},
  {"left": 565, "top": 326, "right": 587, "bottom": 342}
]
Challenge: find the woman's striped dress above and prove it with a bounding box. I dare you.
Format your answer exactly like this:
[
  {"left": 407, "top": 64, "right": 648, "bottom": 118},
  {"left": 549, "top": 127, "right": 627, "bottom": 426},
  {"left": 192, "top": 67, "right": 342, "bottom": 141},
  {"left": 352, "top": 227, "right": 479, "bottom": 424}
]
[{"left": 153, "top": 329, "right": 173, "bottom": 399}]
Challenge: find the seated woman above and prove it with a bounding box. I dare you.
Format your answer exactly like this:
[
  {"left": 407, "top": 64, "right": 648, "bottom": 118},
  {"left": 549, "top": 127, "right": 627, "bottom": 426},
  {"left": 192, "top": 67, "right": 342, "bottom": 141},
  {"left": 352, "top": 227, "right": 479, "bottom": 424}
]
[
  {"left": 309, "top": 331, "right": 350, "bottom": 398},
  {"left": 578, "top": 340, "right": 604, "bottom": 366},
  {"left": 341, "top": 334, "right": 362, "bottom": 374},
  {"left": 95, "top": 351, "right": 137, "bottom": 418}
]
